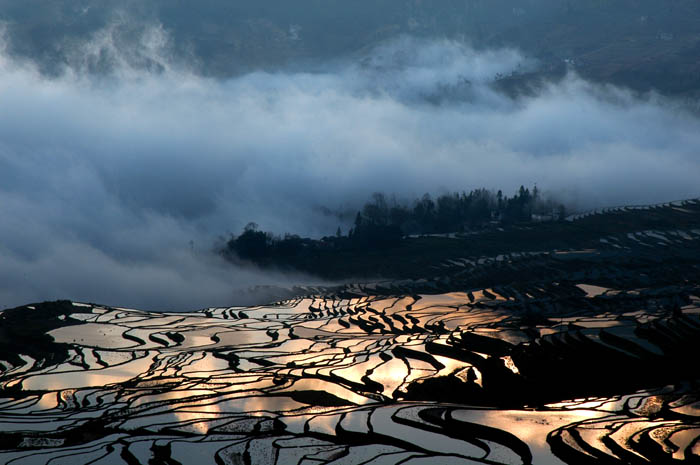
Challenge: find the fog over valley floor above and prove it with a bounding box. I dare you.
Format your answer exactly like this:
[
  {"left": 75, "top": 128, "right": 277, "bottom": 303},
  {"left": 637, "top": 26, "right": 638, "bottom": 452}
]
[{"left": 1, "top": 20, "right": 700, "bottom": 309}]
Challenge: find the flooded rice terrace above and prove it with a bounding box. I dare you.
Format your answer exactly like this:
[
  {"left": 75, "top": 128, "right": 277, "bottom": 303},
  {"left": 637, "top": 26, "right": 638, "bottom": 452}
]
[
  {"left": 2, "top": 203, "right": 700, "bottom": 464},
  {"left": 1, "top": 287, "right": 699, "bottom": 464}
]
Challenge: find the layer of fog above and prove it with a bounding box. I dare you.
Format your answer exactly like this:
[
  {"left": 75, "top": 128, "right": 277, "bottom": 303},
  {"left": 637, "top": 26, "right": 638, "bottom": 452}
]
[{"left": 1, "top": 25, "right": 699, "bottom": 310}]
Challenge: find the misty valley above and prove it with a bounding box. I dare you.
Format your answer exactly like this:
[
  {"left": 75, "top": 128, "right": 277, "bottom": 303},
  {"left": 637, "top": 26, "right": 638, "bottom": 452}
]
[{"left": 2, "top": 1, "right": 700, "bottom": 464}]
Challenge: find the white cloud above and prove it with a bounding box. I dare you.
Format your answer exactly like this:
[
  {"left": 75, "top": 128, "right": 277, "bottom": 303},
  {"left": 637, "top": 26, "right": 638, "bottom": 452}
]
[{"left": 1, "top": 33, "right": 699, "bottom": 309}]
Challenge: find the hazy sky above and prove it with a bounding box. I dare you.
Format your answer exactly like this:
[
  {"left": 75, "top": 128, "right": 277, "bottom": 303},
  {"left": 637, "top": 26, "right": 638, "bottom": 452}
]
[{"left": 1, "top": 22, "right": 700, "bottom": 310}]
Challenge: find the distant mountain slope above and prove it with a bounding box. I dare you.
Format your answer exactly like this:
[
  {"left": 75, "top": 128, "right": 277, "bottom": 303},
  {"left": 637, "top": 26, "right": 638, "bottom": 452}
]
[{"left": 2, "top": 0, "right": 700, "bottom": 94}]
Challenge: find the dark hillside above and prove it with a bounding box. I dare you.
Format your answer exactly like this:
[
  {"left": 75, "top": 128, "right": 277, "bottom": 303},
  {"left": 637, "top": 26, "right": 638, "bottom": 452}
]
[{"left": 2, "top": 0, "right": 700, "bottom": 94}]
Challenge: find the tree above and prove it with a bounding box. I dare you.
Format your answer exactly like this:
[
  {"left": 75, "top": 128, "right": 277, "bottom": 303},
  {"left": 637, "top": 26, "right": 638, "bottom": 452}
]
[
  {"left": 354, "top": 212, "right": 363, "bottom": 230},
  {"left": 557, "top": 204, "right": 567, "bottom": 221},
  {"left": 363, "top": 192, "right": 389, "bottom": 226},
  {"left": 232, "top": 224, "right": 270, "bottom": 260},
  {"left": 413, "top": 193, "right": 436, "bottom": 232}
]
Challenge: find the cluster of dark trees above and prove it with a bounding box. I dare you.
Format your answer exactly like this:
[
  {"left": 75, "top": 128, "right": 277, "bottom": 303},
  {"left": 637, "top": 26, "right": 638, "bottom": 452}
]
[
  {"left": 223, "top": 186, "right": 566, "bottom": 262},
  {"left": 345, "top": 185, "right": 565, "bottom": 247},
  {"left": 354, "top": 185, "right": 563, "bottom": 232},
  {"left": 222, "top": 222, "right": 314, "bottom": 261}
]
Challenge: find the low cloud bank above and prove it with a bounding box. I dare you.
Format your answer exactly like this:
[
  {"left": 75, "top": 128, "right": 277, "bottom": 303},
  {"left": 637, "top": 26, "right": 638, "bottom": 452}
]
[{"left": 1, "top": 29, "right": 699, "bottom": 310}]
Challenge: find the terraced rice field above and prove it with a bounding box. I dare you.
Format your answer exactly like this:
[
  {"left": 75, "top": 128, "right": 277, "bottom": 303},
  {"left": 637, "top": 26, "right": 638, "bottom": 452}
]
[{"left": 2, "top": 203, "right": 700, "bottom": 464}]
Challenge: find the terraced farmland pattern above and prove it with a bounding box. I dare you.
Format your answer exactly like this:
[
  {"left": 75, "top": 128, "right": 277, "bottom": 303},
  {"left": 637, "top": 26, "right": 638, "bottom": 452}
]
[{"left": 2, "top": 202, "right": 700, "bottom": 464}]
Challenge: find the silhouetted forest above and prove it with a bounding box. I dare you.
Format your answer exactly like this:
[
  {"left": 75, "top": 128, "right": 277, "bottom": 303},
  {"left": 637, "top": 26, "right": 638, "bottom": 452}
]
[{"left": 223, "top": 186, "right": 566, "bottom": 264}]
